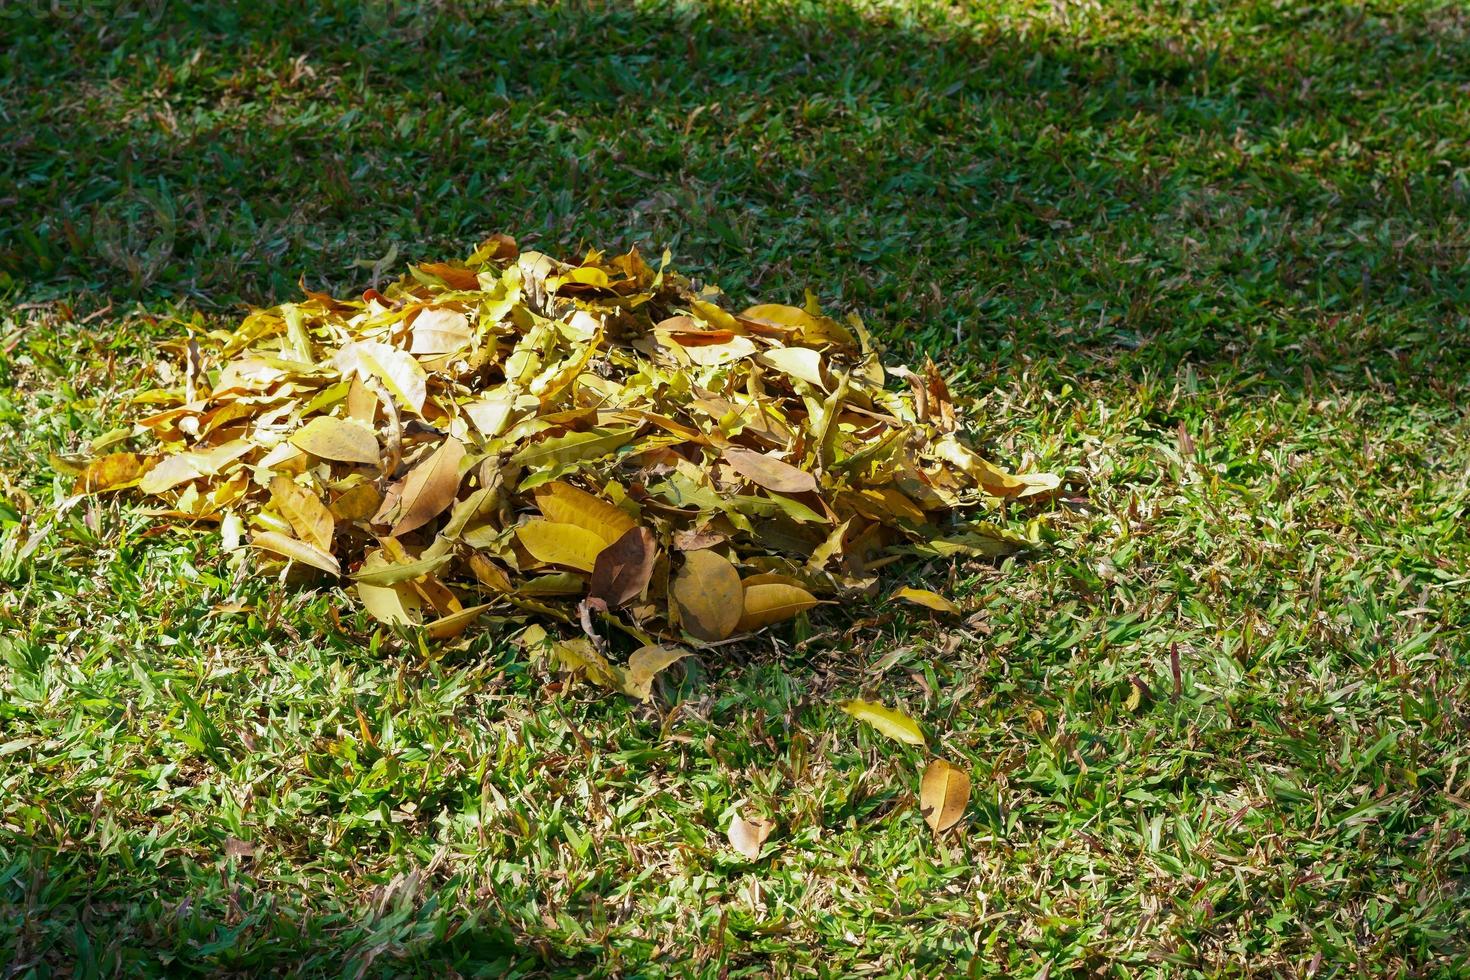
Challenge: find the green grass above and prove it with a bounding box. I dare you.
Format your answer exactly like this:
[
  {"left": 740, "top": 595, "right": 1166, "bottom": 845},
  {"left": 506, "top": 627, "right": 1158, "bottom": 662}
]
[{"left": 3, "top": 0, "right": 1470, "bottom": 975}]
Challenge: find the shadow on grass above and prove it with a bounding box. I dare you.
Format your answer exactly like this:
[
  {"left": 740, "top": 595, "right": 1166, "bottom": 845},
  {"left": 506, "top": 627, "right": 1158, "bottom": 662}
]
[
  {"left": 2, "top": 0, "right": 1470, "bottom": 974},
  {"left": 0, "top": 834, "right": 574, "bottom": 976},
  {"left": 3, "top": 0, "right": 1468, "bottom": 392}
]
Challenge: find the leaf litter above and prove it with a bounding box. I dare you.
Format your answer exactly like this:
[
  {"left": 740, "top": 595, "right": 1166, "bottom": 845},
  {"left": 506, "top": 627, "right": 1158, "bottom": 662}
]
[{"left": 72, "top": 236, "right": 1057, "bottom": 717}]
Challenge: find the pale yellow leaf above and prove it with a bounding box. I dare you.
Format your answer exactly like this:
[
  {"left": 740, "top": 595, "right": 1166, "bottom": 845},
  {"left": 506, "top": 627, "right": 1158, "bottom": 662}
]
[
  {"left": 250, "top": 530, "right": 340, "bottom": 576},
  {"left": 333, "top": 340, "right": 428, "bottom": 415},
  {"left": 289, "top": 416, "right": 379, "bottom": 465},
  {"left": 756, "top": 346, "right": 826, "bottom": 388},
  {"left": 409, "top": 307, "right": 472, "bottom": 355},
  {"left": 622, "top": 644, "right": 691, "bottom": 701},
  {"left": 840, "top": 699, "right": 926, "bottom": 746},
  {"left": 357, "top": 580, "right": 423, "bottom": 626}
]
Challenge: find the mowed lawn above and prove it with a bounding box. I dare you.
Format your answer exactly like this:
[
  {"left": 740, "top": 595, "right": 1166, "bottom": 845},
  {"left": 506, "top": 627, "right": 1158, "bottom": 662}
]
[{"left": 3, "top": 0, "right": 1469, "bottom": 975}]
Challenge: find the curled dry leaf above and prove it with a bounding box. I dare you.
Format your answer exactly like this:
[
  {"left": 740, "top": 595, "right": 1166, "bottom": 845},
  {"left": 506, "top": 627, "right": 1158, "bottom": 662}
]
[
  {"left": 250, "top": 530, "right": 340, "bottom": 576},
  {"left": 71, "top": 452, "right": 149, "bottom": 494},
  {"left": 727, "top": 810, "right": 776, "bottom": 861},
  {"left": 622, "top": 644, "right": 691, "bottom": 700},
  {"left": 919, "top": 758, "right": 971, "bottom": 834},
  {"left": 588, "top": 527, "right": 657, "bottom": 608},
  {"left": 68, "top": 238, "right": 1059, "bottom": 698}
]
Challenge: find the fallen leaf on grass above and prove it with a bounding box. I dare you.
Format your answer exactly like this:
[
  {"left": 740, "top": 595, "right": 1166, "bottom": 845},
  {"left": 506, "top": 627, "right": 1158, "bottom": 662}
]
[
  {"left": 727, "top": 810, "right": 776, "bottom": 860},
  {"left": 622, "top": 644, "right": 691, "bottom": 700},
  {"left": 919, "top": 758, "right": 971, "bottom": 834},
  {"left": 892, "top": 586, "right": 961, "bottom": 616},
  {"left": 840, "top": 699, "right": 926, "bottom": 746},
  {"left": 251, "top": 530, "right": 340, "bottom": 576}
]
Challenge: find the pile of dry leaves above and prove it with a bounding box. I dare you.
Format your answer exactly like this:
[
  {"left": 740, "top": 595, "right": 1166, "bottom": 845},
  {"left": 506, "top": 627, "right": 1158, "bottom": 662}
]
[{"left": 70, "top": 236, "right": 1056, "bottom": 700}]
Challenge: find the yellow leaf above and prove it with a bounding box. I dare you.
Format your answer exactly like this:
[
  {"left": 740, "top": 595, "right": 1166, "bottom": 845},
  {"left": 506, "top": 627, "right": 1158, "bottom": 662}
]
[
  {"left": 71, "top": 452, "right": 149, "bottom": 495},
  {"left": 289, "top": 416, "right": 379, "bottom": 465},
  {"left": 515, "top": 519, "right": 607, "bottom": 572},
  {"left": 670, "top": 549, "right": 743, "bottom": 642},
  {"left": 392, "top": 437, "right": 467, "bottom": 535},
  {"left": 357, "top": 580, "right": 423, "bottom": 625},
  {"left": 756, "top": 346, "right": 826, "bottom": 388},
  {"left": 622, "top": 644, "right": 691, "bottom": 701},
  {"left": 328, "top": 481, "right": 382, "bottom": 522},
  {"left": 138, "top": 440, "right": 252, "bottom": 495},
  {"left": 351, "top": 548, "right": 453, "bottom": 585},
  {"left": 892, "top": 586, "right": 961, "bottom": 616},
  {"left": 250, "top": 530, "right": 340, "bottom": 576},
  {"left": 735, "top": 582, "right": 819, "bottom": 633},
  {"left": 919, "top": 758, "right": 971, "bottom": 834},
  {"left": 839, "top": 699, "right": 926, "bottom": 747},
  {"left": 269, "top": 475, "right": 334, "bottom": 551},
  {"left": 509, "top": 427, "right": 636, "bottom": 469},
  {"left": 333, "top": 340, "right": 428, "bottom": 415},
  {"left": 424, "top": 602, "right": 495, "bottom": 639},
  {"left": 533, "top": 481, "right": 636, "bottom": 545}
]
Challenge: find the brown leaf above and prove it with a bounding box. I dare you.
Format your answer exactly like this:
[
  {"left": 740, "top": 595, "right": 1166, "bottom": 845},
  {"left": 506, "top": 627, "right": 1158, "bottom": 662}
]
[
  {"left": 919, "top": 758, "right": 971, "bottom": 834},
  {"left": 417, "top": 261, "right": 481, "bottom": 290},
  {"left": 670, "top": 549, "right": 743, "bottom": 642},
  {"left": 588, "top": 526, "right": 657, "bottom": 608},
  {"left": 391, "top": 438, "right": 467, "bottom": 535},
  {"left": 722, "top": 447, "right": 819, "bottom": 495}
]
